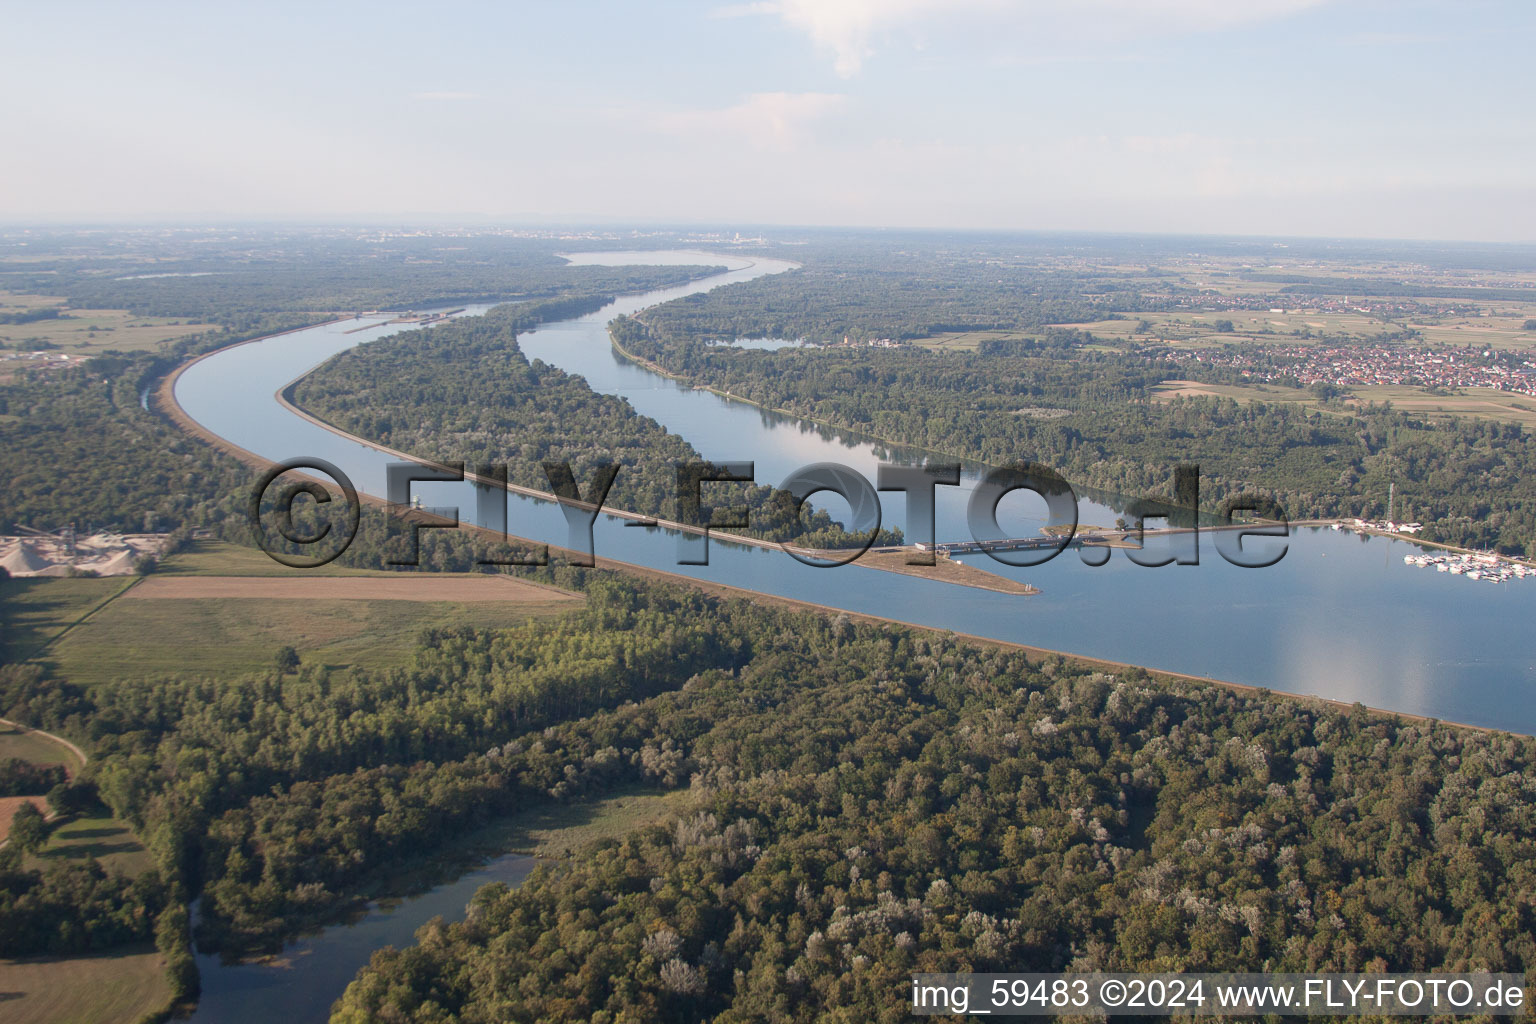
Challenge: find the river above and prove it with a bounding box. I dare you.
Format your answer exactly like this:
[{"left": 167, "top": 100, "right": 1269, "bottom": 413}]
[
  {"left": 184, "top": 856, "right": 538, "bottom": 1023},
  {"left": 174, "top": 250, "right": 1536, "bottom": 1020}
]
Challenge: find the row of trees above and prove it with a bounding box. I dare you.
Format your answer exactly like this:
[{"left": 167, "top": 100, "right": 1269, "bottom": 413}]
[
  {"left": 0, "top": 757, "right": 66, "bottom": 796},
  {"left": 0, "top": 307, "right": 63, "bottom": 326}
]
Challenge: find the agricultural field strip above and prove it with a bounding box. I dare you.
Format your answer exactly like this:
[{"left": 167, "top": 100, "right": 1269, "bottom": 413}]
[{"left": 123, "top": 574, "right": 582, "bottom": 603}]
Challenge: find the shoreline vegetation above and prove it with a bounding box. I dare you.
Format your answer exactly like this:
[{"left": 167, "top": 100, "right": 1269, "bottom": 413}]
[
  {"left": 610, "top": 312, "right": 1536, "bottom": 577},
  {"left": 277, "top": 369, "right": 1035, "bottom": 596},
  {"left": 152, "top": 326, "right": 1504, "bottom": 737}
]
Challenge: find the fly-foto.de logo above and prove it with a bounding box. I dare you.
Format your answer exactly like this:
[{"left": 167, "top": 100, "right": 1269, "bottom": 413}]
[{"left": 249, "top": 458, "right": 1289, "bottom": 570}]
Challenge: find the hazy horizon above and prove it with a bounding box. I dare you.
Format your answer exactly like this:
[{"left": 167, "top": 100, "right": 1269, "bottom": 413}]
[
  {"left": 5, "top": 1, "right": 1533, "bottom": 243},
  {"left": 7, "top": 221, "right": 1536, "bottom": 254}
]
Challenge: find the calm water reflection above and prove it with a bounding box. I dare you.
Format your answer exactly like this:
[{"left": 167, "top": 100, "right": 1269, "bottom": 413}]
[{"left": 185, "top": 854, "right": 537, "bottom": 1023}]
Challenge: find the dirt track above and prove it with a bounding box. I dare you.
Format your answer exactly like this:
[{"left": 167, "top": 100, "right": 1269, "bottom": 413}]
[{"left": 124, "top": 575, "right": 582, "bottom": 603}]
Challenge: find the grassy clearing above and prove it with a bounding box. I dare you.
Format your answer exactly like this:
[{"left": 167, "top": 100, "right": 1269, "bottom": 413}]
[
  {"left": 1404, "top": 308, "right": 1536, "bottom": 350},
  {"left": 463, "top": 787, "right": 694, "bottom": 858},
  {"left": 0, "top": 577, "right": 132, "bottom": 661},
  {"left": 1056, "top": 310, "right": 1403, "bottom": 347},
  {"left": 157, "top": 539, "right": 572, "bottom": 582},
  {"left": 1152, "top": 379, "right": 1322, "bottom": 405},
  {"left": 0, "top": 723, "right": 81, "bottom": 771},
  {"left": 1152, "top": 379, "right": 1536, "bottom": 428},
  {"left": 51, "top": 593, "right": 580, "bottom": 685},
  {"left": 23, "top": 807, "right": 153, "bottom": 877},
  {"left": 126, "top": 574, "right": 578, "bottom": 603},
  {"left": 0, "top": 289, "right": 213, "bottom": 356},
  {"left": 912, "top": 330, "right": 1039, "bottom": 352},
  {"left": 1345, "top": 385, "right": 1536, "bottom": 428},
  {"left": 0, "top": 944, "right": 171, "bottom": 1024},
  {"left": 155, "top": 538, "right": 392, "bottom": 577}
]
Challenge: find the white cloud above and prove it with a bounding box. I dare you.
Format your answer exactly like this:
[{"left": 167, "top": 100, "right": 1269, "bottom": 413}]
[
  {"left": 658, "top": 91, "right": 848, "bottom": 150},
  {"left": 727, "top": 0, "right": 1337, "bottom": 76},
  {"left": 726, "top": 0, "right": 994, "bottom": 77},
  {"left": 710, "top": 2, "right": 780, "bottom": 17}
]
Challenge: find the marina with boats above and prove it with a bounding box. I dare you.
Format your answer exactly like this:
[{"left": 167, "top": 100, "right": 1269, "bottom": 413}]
[{"left": 1403, "top": 550, "right": 1534, "bottom": 583}]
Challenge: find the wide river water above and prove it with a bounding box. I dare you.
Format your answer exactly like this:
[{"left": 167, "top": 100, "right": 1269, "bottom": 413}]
[{"left": 175, "top": 251, "right": 1536, "bottom": 1020}]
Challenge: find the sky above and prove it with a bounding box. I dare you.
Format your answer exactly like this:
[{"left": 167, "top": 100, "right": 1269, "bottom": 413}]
[{"left": 2, "top": 0, "right": 1532, "bottom": 241}]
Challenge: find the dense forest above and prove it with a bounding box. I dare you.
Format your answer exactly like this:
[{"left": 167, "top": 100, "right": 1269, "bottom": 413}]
[
  {"left": 625, "top": 258, "right": 1143, "bottom": 344},
  {"left": 282, "top": 580, "right": 1536, "bottom": 1023},
  {"left": 8, "top": 571, "right": 1536, "bottom": 1021},
  {"left": 0, "top": 352, "right": 251, "bottom": 538},
  {"left": 611, "top": 315, "right": 1536, "bottom": 555}
]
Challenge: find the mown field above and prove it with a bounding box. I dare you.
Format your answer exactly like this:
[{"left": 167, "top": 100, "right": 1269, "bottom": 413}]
[
  {"left": 0, "top": 945, "right": 171, "bottom": 1024},
  {"left": 23, "top": 808, "right": 153, "bottom": 877},
  {"left": 1049, "top": 305, "right": 1536, "bottom": 351},
  {"left": 1404, "top": 308, "right": 1536, "bottom": 349},
  {"left": 153, "top": 539, "right": 389, "bottom": 577},
  {"left": 1058, "top": 310, "right": 1406, "bottom": 345},
  {"left": 1152, "top": 379, "right": 1536, "bottom": 428},
  {"left": 0, "top": 577, "right": 133, "bottom": 662},
  {"left": 55, "top": 592, "right": 571, "bottom": 687},
  {"left": 52, "top": 587, "right": 580, "bottom": 684},
  {"left": 453, "top": 786, "right": 694, "bottom": 859},
  {"left": 0, "top": 721, "right": 144, "bottom": 870},
  {"left": 7, "top": 541, "right": 584, "bottom": 685},
  {"left": 0, "top": 290, "right": 213, "bottom": 355},
  {"left": 0, "top": 722, "right": 81, "bottom": 771},
  {"left": 1151, "top": 378, "right": 1322, "bottom": 404},
  {"left": 912, "top": 329, "right": 1038, "bottom": 352}
]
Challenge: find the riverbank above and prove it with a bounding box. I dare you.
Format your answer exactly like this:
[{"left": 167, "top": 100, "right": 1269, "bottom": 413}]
[
  {"left": 849, "top": 549, "right": 1038, "bottom": 594},
  {"left": 267, "top": 345, "right": 1036, "bottom": 597},
  {"left": 1340, "top": 521, "right": 1536, "bottom": 571},
  {"left": 609, "top": 323, "right": 986, "bottom": 467},
  {"left": 155, "top": 298, "right": 1514, "bottom": 738}
]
